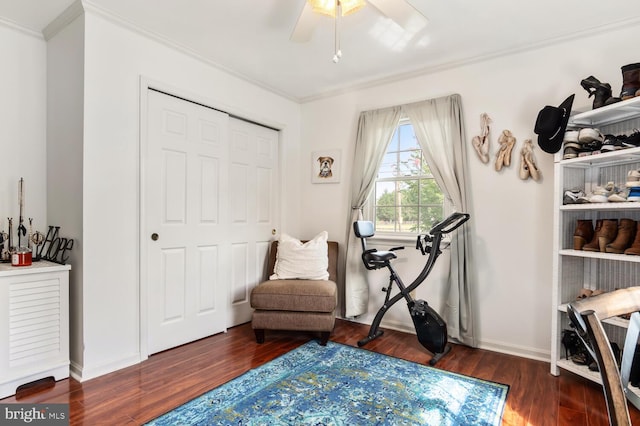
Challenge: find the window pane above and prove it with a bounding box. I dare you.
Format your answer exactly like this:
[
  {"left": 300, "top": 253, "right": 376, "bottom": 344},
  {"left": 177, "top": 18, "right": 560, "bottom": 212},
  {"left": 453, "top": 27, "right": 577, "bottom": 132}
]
[
  {"left": 398, "top": 124, "right": 419, "bottom": 151},
  {"left": 378, "top": 152, "right": 397, "bottom": 178},
  {"left": 375, "top": 181, "right": 396, "bottom": 203},
  {"left": 398, "top": 150, "right": 421, "bottom": 176},
  {"left": 399, "top": 206, "right": 418, "bottom": 233},
  {"left": 376, "top": 207, "right": 396, "bottom": 232},
  {"left": 387, "top": 131, "right": 399, "bottom": 152},
  {"left": 398, "top": 179, "right": 418, "bottom": 207},
  {"left": 421, "top": 154, "right": 433, "bottom": 176},
  {"left": 419, "top": 179, "right": 444, "bottom": 204},
  {"left": 419, "top": 206, "right": 444, "bottom": 233}
]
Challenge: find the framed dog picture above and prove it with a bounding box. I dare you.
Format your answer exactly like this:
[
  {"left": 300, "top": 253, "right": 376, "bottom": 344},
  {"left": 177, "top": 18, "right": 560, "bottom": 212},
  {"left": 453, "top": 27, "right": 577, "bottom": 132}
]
[{"left": 312, "top": 150, "right": 341, "bottom": 184}]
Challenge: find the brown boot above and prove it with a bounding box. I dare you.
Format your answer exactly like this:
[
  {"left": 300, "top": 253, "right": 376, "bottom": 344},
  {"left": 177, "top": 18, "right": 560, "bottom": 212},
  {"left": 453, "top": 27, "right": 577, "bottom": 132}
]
[
  {"left": 606, "top": 219, "right": 637, "bottom": 254},
  {"left": 573, "top": 220, "right": 594, "bottom": 250},
  {"left": 620, "top": 63, "right": 640, "bottom": 100},
  {"left": 583, "top": 219, "right": 603, "bottom": 252},
  {"left": 625, "top": 226, "right": 640, "bottom": 255},
  {"left": 598, "top": 219, "right": 619, "bottom": 252}
]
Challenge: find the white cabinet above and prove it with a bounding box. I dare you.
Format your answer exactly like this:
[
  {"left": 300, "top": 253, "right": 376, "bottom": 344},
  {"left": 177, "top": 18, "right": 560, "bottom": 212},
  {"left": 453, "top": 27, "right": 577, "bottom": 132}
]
[{"left": 0, "top": 261, "right": 71, "bottom": 399}]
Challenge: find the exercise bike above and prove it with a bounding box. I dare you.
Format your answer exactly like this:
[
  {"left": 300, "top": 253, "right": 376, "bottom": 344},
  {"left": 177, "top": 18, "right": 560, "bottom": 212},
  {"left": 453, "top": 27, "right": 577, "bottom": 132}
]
[{"left": 353, "top": 211, "right": 470, "bottom": 365}]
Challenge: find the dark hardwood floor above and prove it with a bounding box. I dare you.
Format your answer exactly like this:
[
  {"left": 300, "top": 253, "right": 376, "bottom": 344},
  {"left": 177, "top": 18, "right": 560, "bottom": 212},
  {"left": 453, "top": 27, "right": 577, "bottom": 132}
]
[{"left": 2, "top": 319, "right": 639, "bottom": 425}]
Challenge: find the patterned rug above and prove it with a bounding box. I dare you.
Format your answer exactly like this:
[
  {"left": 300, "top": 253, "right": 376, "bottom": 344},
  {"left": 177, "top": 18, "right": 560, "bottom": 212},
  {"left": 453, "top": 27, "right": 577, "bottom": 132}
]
[{"left": 146, "top": 341, "right": 508, "bottom": 426}]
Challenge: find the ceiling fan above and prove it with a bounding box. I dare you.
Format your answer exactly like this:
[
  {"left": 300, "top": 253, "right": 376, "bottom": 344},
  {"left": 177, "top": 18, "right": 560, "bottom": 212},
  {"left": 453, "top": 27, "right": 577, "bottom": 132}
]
[{"left": 291, "top": 0, "right": 429, "bottom": 51}]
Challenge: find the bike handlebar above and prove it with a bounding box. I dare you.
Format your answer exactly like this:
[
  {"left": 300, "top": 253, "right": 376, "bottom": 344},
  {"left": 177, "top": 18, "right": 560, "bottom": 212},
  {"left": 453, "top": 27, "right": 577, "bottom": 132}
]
[
  {"left": 416, "top": 212, "right": 470, "bottom": 255},
  {"left": 429, "top": 212, "right": 470, "bottom": 235}
]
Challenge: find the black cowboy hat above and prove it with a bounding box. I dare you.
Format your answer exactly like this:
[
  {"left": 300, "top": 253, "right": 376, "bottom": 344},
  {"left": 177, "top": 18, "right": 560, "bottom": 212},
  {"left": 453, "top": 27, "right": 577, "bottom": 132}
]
[{"left": 534, "top": 94, "right": 575, "bottom": 154}]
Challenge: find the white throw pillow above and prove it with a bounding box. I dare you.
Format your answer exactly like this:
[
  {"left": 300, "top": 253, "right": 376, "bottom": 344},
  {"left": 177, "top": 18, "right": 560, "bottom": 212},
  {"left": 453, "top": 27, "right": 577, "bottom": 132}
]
[{"left": 270, "top": 231, "right": 329, "bottom": 280}]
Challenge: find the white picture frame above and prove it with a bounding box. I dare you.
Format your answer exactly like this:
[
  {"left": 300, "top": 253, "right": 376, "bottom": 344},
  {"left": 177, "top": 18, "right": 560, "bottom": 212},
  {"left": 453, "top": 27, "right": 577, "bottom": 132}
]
[{"left": 311, "top": 150, "right": 341, "bottom": 184}]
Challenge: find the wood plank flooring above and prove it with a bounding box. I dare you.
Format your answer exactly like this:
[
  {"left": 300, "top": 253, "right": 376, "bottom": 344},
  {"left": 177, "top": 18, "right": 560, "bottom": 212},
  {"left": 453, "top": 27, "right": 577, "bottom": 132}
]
[{"left": 2, "top": 319, "right": 639, "bottom": 425}]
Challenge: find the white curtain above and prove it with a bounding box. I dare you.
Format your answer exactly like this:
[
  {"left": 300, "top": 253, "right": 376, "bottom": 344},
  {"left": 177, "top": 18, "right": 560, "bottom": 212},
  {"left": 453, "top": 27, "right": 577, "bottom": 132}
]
[
  {"left": 403, "top": 94, "right": 476, "bottom": 347},
  {"left": 344, "top": 106, "right": 402, "bottom": 318}
]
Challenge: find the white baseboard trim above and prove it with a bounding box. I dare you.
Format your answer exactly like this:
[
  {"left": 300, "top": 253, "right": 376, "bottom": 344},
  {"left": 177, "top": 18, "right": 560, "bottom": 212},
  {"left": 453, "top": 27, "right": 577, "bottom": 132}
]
[
  {"left": 476, "top": 338, "right": 550, "bottom": 363},
  {"left": 69, "top": 360, "right": 83, "bottom": 382},
  {"left": 340, "top": 317, "right": 550, "bottom": 363},
  {"left": 70, "top": 354, "right": 142, "bottom": 382}
]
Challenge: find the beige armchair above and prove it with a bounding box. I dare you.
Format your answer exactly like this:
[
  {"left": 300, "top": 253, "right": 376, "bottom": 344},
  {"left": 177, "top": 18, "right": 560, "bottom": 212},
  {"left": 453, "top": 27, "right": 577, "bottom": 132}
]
[{"left": 250, "top": 240, "right": 338, "bottom": 345}]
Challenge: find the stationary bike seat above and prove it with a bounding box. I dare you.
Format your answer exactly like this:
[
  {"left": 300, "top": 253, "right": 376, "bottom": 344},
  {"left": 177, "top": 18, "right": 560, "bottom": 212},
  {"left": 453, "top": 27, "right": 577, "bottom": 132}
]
[{"left": 363, "top": 249, "right": 397, "bottom": 267}]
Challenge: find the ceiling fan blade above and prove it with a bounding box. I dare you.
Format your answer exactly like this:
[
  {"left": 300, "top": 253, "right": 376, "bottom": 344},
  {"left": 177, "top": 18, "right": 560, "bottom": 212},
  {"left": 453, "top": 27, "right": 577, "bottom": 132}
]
[
  {"left": 367, "top": 0, "right": 429, "bottom": 34},
  {"left": 290, "top": 2, "right": 318, "bottom": 43}
]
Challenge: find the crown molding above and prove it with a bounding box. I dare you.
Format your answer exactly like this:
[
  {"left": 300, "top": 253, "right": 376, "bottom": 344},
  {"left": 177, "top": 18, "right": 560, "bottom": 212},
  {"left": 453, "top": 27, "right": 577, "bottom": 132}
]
[
  {"left": 298, "top": 15, "right": 640, "bottom": 103},
  {"left": 79, "top": 0, "right": 298, "bottom": 103},
  {"left": 0, "top": 16, "right": 43, "bottom": 39},
  {"left": 29, "top": 0, "right": 640, "bottom": 104},
  {"left": 43, "top": 0, "right": 85, "bottom": 41}
]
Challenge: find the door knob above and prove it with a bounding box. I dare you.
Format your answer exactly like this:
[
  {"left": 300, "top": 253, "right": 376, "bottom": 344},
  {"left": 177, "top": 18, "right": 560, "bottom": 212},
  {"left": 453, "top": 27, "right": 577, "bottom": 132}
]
[{"left": 151, "top": 233, "right": 159, "bottom": 241}]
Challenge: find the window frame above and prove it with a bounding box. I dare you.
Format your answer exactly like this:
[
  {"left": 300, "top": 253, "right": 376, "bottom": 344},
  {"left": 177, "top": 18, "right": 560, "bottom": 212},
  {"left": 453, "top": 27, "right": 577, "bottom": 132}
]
[{"left": 365, "top": 118, "right": 451, "bottom": 242}]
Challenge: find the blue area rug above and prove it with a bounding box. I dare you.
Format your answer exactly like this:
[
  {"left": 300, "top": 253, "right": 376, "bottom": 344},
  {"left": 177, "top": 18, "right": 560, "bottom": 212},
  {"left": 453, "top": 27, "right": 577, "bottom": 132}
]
[{"left": 147, "top": 341, "right": 508, "bottom": 426}]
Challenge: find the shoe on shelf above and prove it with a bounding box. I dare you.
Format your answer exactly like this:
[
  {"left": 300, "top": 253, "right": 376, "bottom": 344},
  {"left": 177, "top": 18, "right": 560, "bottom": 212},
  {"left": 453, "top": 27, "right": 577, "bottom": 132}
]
[
  {"left": 583, "top": 219, "right": 604, "bottom": 251},
  {"left": 563, "top": 145, "right": 579, "bottom": 160},
  {"left": 589, "top": 181, "right": 615, "bottom": 203},
  {"left": 608, "top": 187, "right": 628, "bottom": 202},
  {"left": 627, "top": 170, "right": 640, "bottom": 187},
  {"left": 580, "top": 75, "right": 614, "bottom": 109},
  {"left": 578, "top": 128, "right": 604, "bottom": 144},
  {"left": 598, "top": 219, "right": 619, "bottom": 252},
  {"left": 580, "top": 139, "right": 603, "bottom": 154},
  {"left": 573, "top": 220, "right": 594, "bottom": 250},
  {"left": 563, "top": 188, "right": 587, "bottom": 204},
  {"left": 622, "top": 130, "right": 640, "bottom": 148},
  {"left": 576, "top": 288, "right": 593, "bottom": 299},
  {"left": 606, "top": 219, "right": 637, "bottom": 254},
  {"left": 625, "top": 224, "right": 640, "bottom": 255},
  {"left": 601, "top": 134, "right": 627, "bottom": 152},
  {"left": 628, "top": 187, "right": 640, "bottom": 202},
  {"left": 564, "top": 130, "right": 579, "bottom": 143}
]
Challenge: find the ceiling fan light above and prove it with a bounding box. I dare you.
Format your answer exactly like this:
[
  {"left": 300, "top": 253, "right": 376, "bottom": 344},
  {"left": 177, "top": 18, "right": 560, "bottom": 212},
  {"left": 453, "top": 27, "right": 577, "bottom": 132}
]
[
  {"left": 308, "top": 0, "right": 366, "bottom": 17},
  {"left": 340, "top": 0, "right": 366, "bottom": 15}
]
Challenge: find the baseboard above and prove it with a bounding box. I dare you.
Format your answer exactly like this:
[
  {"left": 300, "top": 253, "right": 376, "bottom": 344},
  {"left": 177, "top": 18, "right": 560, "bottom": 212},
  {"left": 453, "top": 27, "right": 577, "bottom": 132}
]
[
  {"left": 339, "top": 317, "right": 550, "bottom": 363},
  {"left": 71, "top": 354, "right": 142, "bottom": 382},
  {"left": 69, "top": 360, "right": 83, "bottom": 382},
  {"left": 476, "top": 338, "right": 550, "bottom": 363}
]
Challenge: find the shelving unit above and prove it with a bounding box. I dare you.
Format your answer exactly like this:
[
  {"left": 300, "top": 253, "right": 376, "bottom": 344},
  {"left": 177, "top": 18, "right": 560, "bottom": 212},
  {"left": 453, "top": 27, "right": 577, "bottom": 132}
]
[{"left": 551, "top": 97, "right": 640, "bottom": 408}]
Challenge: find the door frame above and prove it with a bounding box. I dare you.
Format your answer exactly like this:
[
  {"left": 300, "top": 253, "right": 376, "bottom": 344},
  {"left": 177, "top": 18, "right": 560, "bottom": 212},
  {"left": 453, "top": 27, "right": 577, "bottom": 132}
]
[{"left": 138, "top": 76, "right": 284, "bottom": 360}]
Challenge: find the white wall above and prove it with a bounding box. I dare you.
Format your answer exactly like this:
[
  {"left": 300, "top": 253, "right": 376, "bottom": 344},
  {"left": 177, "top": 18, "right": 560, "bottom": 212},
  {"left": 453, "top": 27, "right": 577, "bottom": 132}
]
[
  {"left": 46, "top": 14, "right": 85, "bottom": 377},
  {"left": 0, "top": 24, "right": 47, "bottom": 248},
  {"left": 300, "top": 23, "right": 640, "bottom": 360},
  {"left": 77, "top": 11, "right": 301, "bottom": 380}
]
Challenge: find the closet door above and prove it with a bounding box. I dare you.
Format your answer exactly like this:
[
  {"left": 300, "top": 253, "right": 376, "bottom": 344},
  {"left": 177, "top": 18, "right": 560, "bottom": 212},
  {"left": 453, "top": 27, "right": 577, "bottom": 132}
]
[
  {"left": 228, "top": 118, "right": 279, "bottom": 326},
  {"left": 145, "top": 90, "right": 230, "bottom": 355}
]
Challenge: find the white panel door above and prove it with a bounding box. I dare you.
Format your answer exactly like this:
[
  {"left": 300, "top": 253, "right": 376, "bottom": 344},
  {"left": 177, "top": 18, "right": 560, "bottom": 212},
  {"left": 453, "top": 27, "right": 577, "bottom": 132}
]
[
  {"left": 228, "top": 118, "right": 279, "bottom": 326},
  {"left": 145, "top": 90, "right": 230, "bottom": 355}
]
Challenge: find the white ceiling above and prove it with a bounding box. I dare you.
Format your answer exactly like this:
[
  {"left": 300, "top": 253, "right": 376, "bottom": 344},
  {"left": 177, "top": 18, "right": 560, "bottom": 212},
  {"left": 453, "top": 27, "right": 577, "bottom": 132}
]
[{"left": 2, "top": 0, "right": 640, "bottom": 102}]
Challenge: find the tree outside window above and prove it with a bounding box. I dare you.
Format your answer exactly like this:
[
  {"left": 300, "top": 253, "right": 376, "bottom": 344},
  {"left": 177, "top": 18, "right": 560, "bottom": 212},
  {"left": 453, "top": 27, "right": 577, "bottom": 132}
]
[{"left": 373, "top": 121, "right": 444, "bottom": 234}]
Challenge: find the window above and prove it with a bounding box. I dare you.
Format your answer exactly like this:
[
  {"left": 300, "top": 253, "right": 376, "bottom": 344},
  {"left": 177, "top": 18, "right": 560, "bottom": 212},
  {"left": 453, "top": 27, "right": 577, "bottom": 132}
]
[{"left": 371, "top": 120, "right": 445, "bottom": 234}]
